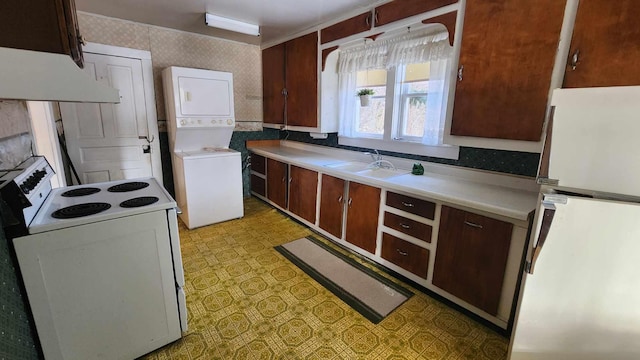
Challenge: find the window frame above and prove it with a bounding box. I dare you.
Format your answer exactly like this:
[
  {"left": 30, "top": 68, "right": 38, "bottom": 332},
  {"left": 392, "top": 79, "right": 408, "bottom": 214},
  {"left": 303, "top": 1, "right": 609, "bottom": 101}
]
[{"left": 342, "top": 63, "right": 459, "bottom": 160}]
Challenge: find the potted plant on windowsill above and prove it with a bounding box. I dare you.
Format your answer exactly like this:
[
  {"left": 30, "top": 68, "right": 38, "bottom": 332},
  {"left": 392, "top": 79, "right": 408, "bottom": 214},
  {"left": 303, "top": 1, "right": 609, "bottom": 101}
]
[{"left": 357, "top": 88, "right": 374, "bottom": 107}]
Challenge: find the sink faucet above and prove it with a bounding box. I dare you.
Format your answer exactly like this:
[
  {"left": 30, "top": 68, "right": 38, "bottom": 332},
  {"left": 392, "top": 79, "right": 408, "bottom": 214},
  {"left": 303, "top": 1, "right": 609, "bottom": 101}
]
[
  {"left": 364, "top": 149, "right": 382, "bottom": 162},
  {"left": 368, "top": 159, "right": 397, "bottom": 171}
]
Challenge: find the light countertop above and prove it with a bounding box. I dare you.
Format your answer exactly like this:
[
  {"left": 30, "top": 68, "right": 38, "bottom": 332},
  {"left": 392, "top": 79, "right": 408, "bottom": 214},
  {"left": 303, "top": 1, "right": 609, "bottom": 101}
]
[{"left": 247, "top": 141, "right": 539, "bottom": 223}]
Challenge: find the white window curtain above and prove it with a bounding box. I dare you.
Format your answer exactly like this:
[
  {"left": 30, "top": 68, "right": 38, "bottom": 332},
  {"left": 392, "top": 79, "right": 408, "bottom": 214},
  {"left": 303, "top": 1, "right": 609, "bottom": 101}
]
[
  {"left": 337, "top": 29, "right": 452, "bottom": 145},
  {"left": 422, "top": 58, "right": 451, "bottom": 145}
]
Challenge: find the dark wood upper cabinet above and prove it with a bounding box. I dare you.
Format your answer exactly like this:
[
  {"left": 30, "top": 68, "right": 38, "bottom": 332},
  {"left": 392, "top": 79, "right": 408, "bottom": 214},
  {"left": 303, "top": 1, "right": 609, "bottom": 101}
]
[
  {"left": 262, "top": 43, "right": 286, "bottom": 125},
  {"left": 0, "top": 0, "right": 84, "bottom": 67},
  {"left": 321, "top": 12, "right": 372, "bottom": 44},
  {"left": 563, "top": 0, "right": 640, "bottom": 88},
  {"left": 285, "top": 32, "right": 318, "bottom": 128},
  {"left": 263, "top": 32, "right": 318, "bottom": 128},
  {"left": 450, "top": 0, "right": 565, "bottom": 141},
  {"left": 345, "top": 182, "right": 381, "bottom": 254},
  {"left": 266, "top": 158, "right": 288, "bottom": 209},
  {"left": 432, "top": 206, "right": 513, "bottom": 315},
  {"left": 374, "top": 0, "right": 457, "bottom": 27},
  {"left": 319, "top": 174, "right": 346, "bottom": 239},
  {"left": 288, "top": 166, "right": 318, "bottom": 224}
]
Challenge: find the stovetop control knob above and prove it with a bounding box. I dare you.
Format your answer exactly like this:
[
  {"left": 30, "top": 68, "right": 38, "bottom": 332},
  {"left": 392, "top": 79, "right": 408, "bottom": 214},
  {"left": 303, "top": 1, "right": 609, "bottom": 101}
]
[{"left": 227, "top": 119, "right": 233, "bottom": 125}]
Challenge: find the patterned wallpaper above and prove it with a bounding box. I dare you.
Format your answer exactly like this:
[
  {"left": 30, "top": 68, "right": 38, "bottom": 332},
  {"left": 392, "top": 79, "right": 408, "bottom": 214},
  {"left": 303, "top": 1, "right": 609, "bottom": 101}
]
[
  {"left": 0, "top": 101, "right": 34, "bottom": 168},
  {"left": 77, "top": 12, "right": 263, "bottom": 129}
]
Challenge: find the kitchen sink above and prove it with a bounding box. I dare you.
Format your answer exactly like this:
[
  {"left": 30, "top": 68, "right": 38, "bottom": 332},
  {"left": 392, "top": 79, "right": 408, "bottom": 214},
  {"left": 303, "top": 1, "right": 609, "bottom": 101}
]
[
  {"left": 324, "top": 161, "right": 408, "bottom": 179},
  {"left": 354, "top": 168, "right": 409, "bottom": 179},
  {"left": 323, "top": 161, "right": 370, "bottom": 172}
]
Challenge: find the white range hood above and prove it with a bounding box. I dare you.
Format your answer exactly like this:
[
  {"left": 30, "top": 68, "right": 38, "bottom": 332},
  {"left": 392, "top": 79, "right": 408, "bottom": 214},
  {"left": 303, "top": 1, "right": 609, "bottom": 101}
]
[{"left": 0, "top": 47, "right": 119, "bottom": 103}]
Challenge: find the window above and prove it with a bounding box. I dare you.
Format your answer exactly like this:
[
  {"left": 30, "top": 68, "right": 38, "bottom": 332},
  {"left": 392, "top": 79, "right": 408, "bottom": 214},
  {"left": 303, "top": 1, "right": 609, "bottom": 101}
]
[{"left": 337, "top": 27, "right": 459, "bottom": 159}]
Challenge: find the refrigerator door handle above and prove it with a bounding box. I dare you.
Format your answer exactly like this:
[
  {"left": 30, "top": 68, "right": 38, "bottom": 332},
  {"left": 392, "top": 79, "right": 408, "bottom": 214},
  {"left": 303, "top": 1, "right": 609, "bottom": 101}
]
[{"left": 527, "top": 201, "right": 556, "bottom": 274}]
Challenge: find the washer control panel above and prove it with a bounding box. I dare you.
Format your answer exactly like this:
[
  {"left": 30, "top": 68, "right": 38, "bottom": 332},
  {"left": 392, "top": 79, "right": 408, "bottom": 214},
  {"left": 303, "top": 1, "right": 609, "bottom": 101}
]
[{"left": 176, "top": 118, "right": 235, "bottom": 128}]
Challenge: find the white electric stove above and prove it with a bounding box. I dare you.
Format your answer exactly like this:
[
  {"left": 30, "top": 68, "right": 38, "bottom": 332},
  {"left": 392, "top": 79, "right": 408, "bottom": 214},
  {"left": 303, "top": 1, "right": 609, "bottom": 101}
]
[
  {"left": 29, "top": 176, "right": 178, "bottom": 233},
  {"left": 2, "top": 157, "right": 187, "bottom": 360}
]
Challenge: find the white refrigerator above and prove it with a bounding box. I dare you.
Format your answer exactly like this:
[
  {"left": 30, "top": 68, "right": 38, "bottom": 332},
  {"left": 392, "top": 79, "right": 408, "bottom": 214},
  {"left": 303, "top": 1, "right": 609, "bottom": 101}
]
[{"left": 508, "top": 86, "right": 640, "bottom": 360}]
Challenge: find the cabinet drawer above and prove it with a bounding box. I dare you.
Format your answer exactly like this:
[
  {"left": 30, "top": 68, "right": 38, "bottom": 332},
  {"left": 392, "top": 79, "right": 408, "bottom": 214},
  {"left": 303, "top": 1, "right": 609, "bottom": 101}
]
[
  {"left": 381, "top": 233, "right": 429, "bottom": 279},
  {"left": 386, "top": 192, "right": 435, "bottom": 219},
  {"left": 383, "top": 212, "right": 432, "bottom": 243},
  {"left": 251, "top": 153, "right": 266, "bottom": 175},
  {"left": 251, "top": 174, "right": 266, "bottom": 196}
]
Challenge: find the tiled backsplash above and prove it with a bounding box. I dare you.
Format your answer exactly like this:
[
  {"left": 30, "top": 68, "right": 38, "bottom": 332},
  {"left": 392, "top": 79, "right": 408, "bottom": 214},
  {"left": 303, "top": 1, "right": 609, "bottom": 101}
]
[{"left": 281, "top": 131, "right": 540, "bottom": 177}]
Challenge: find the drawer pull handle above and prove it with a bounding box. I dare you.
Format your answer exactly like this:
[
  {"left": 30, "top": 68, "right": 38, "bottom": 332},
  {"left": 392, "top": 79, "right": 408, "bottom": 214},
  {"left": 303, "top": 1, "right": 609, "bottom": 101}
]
[
  {"left": 401, "top": 201, "right": 414, "bottom": 208},
  {"left": 396, "top": 249, "right": 408, "bottom": 256},
  {"left": 464, "top": 221, "right": 483, "bottom": 229},
  {"left": 399, "top": 223, "right": 410, "bottom": 229},
  {"left": 338, "top": 195, "right": 343, "bottom": 203}
]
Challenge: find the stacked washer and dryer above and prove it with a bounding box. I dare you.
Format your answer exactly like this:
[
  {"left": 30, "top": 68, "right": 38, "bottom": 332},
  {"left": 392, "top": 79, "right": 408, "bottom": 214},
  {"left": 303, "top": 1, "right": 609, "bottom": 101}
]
[{"left": 162, "top": 66, "right": 244, "bottom": 229}]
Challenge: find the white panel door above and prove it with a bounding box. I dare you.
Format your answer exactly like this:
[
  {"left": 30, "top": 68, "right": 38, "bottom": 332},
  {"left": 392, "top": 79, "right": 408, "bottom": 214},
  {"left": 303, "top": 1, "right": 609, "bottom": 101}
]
[{"left": 60, "top": 53, "right": 155, "bottom": 184}]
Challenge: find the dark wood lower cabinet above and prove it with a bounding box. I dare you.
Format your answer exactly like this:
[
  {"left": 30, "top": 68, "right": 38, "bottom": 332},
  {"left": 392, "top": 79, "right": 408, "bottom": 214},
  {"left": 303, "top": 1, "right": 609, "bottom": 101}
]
[
  {"left": 266, "top": 158, "right": 288, "bottom": 209},
  {"left": 381, "top": 233, "right": 429, "bottom": 279},
  {"left": 432, "top": 206, "right": 513, "bottom": 315},
  {"left": 383, "top": 212, "right": 432, "bottom": 243},
  {"left": 251, "top": 174, "right": 266, "bottom": 197},
  {"left": 319, "top": 175, "right": 346, "bottom": 239},
  {"left": 288, "top": 166, "right": 318, "bottom": 223},
  {"left": 345, "top": 182, "right": 380, "bottom": 254}
]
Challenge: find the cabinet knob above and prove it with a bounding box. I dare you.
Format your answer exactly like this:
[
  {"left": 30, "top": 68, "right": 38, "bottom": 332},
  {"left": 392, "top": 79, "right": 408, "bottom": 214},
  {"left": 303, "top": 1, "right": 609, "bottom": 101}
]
[
  {"left": 401, "top": 201, "right": 414, "bottom": 208},
  {"left": 399, "top": 223, "right": 411, "bottom": 229},
  {"left": 338, "top": 195, "right": 343, "bottom": 203},
  {"left": 365, "top": 13, "right": 370, "bottom": 26},
  {"left": 457, "top": 65, "right": 464, "bottom": 81},
  {"left": 348, "top": 198, "right": 353, "bottom": 207},
  {"left": 396, "top": 248, "right": 408, "bottom": 256}
]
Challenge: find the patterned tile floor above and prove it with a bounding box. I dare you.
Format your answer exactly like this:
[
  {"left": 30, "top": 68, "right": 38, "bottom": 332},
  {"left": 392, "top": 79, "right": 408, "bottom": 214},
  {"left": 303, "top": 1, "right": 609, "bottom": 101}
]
[{"left": 142, "top": 197, "right": 508, "bottom": 360}]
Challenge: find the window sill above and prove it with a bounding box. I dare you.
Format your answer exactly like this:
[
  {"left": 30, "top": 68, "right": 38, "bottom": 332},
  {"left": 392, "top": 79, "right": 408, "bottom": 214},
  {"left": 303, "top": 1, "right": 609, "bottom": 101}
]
[{"left": 338, "top": 136, "right": 459, "bottom": 160}]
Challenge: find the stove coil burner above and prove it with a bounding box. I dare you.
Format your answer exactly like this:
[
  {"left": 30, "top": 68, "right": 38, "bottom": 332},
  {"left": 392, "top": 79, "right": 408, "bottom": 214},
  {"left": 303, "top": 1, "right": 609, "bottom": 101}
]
[
  {"left": 61, "top": 187, "right": 101, "bottom": 197},
  {"left": 51, "top": 202, "right": 112, "bottom": 219},
  {"left": 107, "top": 181, "right": 149, "bottom": 193},
  {"left": 120, "top": 196, "right": 159, "bottom": 208}
]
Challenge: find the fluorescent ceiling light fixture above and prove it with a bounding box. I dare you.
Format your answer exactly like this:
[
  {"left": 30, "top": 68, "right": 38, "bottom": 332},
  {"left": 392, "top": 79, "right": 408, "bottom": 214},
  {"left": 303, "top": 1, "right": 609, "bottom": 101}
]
[{"left": 205, "top": 13, "right": 260, "bottom": 36}]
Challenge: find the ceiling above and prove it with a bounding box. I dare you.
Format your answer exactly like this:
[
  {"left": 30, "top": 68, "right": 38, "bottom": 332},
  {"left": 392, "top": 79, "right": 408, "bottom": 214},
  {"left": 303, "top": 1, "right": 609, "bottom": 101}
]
[{"left": 75, "top": 0, "right": 385, "bottom": 46}]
